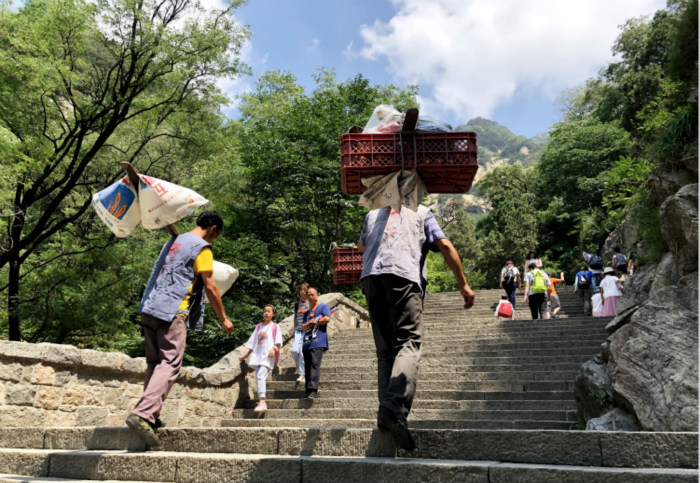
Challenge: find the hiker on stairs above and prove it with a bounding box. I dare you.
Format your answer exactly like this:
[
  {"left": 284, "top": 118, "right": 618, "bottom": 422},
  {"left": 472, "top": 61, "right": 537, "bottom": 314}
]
[
  {"left": 523, "top": 263, "right": 551, "bottom": 320},
  {"left": 290, "top": 283, "right": 310, "bottom": 384},
  {"left": 239, "top": 304, "right": 283, "bottom": 413},
  {"left": 499, "top": 260, "right": 520, "bottom": 312},
  {"left": 126, "top": 211, "right": 234, "bottom": 447},
  {"left": 300, "top": 287, "right": 331, "bottom": 399},
  {"left": 357, "top": 204, "right": 475, "bottom": 452}
]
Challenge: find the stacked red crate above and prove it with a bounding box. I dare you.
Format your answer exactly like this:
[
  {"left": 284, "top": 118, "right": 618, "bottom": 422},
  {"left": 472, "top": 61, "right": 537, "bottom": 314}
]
[
  {"left": 341, "top": 132, "right": 478, "bottom": 195},
  {"left": 332, "top": 247, "right": 363, "bottom": 285}
]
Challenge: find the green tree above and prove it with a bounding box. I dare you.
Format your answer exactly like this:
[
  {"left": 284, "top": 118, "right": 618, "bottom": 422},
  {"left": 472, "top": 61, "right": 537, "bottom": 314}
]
[
  {"left": 475, "top": 164, "right": 540, "bottom": 283},
  {"left": 0, "top": 0, "right": 249, "bottom": 340},
  {"left": 190, "top": 71, "right": 419, "bottom": 351}
]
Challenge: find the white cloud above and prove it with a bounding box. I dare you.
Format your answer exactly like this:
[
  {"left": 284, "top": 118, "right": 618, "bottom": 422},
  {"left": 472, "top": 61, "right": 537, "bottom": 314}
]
[{"left": 359, "top": 0, "right": 667, "bottom": 121}]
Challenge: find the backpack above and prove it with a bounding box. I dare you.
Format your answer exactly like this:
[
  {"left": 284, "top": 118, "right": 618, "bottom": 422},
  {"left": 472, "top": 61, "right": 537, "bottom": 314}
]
[
  {"left": 613, "top": 253, "right": 627, "bottom": 267},
  {"left": 257, "top": 322, "right": 281, "bottom": 366},
  {"left": 530, "top": 271, "right": 547, "bottom": 294},
  {"left": 589, "top": 254, "right": 603, "bottom": 270},
  {"left": 503, "top": 268, "right": 516, "bottom": 286},
  {"left": 578, "top": 273, "right": 591, "bottom": 289},
  {"left": 497, "top": 301, "right": 513, "bottom": 318}
]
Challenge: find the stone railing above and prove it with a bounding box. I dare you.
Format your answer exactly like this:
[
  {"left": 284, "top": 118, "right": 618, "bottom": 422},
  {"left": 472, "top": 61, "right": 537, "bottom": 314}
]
[{"left": 0, "top": 293, "right": 369, "bottom": 428}]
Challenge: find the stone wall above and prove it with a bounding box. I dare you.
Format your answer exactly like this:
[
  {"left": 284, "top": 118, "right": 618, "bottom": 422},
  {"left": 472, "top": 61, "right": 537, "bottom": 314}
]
[{"left": 0, "top": 293, "right": 369, "bottom": 428}]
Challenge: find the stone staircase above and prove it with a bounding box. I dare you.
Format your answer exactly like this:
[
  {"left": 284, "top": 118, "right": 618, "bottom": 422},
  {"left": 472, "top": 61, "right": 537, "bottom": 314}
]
[{"left": 0, "top": 288, "right": 697, "bottom": 482}]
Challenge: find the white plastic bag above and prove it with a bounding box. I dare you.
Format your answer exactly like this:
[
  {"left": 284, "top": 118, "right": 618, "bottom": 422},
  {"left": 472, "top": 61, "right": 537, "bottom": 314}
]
[
  {"left": 213, "top": 260, "right": 239, "bottom": 296},
  {"left": 138, "top": 174, "right": 208, "bottom": 230},
  {"left": 363, "top": 104, "right": 404, "bottom": 133},
  {"left": 91, "top": 176, "right": 140, "bottom": 238},
  {"left": 205, "top": 260, "right": 239, "bottom": 303}
]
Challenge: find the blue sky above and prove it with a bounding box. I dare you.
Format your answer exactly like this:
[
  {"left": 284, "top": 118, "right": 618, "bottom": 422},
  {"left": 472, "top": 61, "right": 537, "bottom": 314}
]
[{"left": 224, "top": 0, "right": 667, "bottom": 138}]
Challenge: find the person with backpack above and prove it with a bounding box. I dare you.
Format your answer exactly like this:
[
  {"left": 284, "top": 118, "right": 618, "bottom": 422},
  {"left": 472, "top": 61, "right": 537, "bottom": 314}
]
[
  {"left": 588, "top": 253, "right": 604, "bottom": 271},
  {"left": 574, "top": 266, "right": 596, "bottom": 316},
  {"left": 495, "top": 295, "right": 514, "bottom": 319},
  {"left": 300, "top": 286, "right": 331, "bottom": 399},
  {"left": 239, "top": 304, "right": 283, "bottom": 412},
  {"left": 523, "top": 263, "right": 551, "bottom": 319},
  {"left": 612, "top": 247, "right": 628, "bottom": 274},
  {"left": 499, "top": 260, "right": 521, "bottom": 311}
]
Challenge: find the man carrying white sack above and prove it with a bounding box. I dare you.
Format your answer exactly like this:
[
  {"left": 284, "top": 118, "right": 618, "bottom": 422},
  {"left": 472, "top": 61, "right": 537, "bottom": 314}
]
[{"left": 126, "top": 211, "right": 234, "bottom": 447}]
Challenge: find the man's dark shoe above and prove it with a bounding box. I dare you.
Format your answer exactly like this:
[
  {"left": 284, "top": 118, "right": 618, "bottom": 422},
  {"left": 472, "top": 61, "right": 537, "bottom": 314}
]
[
  {"left": 305, "top": 391, "right": 319, "bottom": 399},
  {"left": 376, "top": 408, "right": 390, "bottom": 430},
  {"left": 126, "top": 414, "right": 161, "bottom": 447},
  {"left": 377, "top": 407, "right": 415, "bottom": 451}
]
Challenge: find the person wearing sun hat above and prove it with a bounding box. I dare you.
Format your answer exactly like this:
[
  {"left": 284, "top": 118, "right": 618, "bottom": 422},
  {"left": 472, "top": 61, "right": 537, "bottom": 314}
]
[
  {"left": 599, "top": 266, "right": 623, "bottom": 316},
  {"left": 499, "top": 260, "right": 521, "bottom": 311}
]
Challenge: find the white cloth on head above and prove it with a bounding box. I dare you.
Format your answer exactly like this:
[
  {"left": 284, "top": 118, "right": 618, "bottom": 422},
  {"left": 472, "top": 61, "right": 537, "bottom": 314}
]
[{"left": 359, "top": 170, "right": 426, "bottom": 213}]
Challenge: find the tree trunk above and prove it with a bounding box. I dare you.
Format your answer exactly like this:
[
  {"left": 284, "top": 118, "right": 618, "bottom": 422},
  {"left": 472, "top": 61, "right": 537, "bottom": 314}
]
[
  {"left": 8, "top": 192, "right": 25, "bottom": 341},
  {"left": 8, "top": 253, "right": 20, "bottom": 341}
]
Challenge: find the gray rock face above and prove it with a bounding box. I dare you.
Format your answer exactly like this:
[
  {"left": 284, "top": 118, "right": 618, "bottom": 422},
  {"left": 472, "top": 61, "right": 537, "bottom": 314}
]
[
  {"left": 586, "top": 407, "right": 640, "bottom": 431},
  {"left": 646, "top": 167, "right": 694, "bottom": 205},
  {"left": 574, "top": 357, "right": 613, "bottom": 423},
  {"left": 607, "top": 272, "right": 698, "bottom": 431},
  {"left": 577, "top": 176, "right": 698, "bottom": 433},
  {"left": 659, "top": 184, "right": 698, "bottom": 276},
  {"left": 602, "top": 215, "right": 640, "bottom": 260}
]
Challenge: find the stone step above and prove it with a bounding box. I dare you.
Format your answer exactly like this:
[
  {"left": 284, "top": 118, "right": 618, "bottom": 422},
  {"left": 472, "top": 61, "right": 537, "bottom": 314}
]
[
  {"left": 1, "top": 428, "right": 695, "bottom": 469},
  {"left": 0, "top": 477, "right": 169, "bottom": 483},
  {"left": 329, "top": 329, "right": 608, "bottom": 343},
  {"left": 1, "top": 450, "right": 695, "bottom": 483},
  {"left": 266, "top": 380, "right": 576, "bottom": 392},
  {"left": 327, "top": 334, "right": 607, "bottom": 346},
  {"left": 271, "top": 371, "right": 580, "bottom": 383},
  {"left": 276, "top": 362, "right": 585, "bottom": 374},
  {"left": 325, "top": 341, "right": 603, "bottom": 353},
  {"left": 240, "top": 398, "right": 576, "bottom": 411},
  {"left": 278, "top": 358, "right": 594, "bottom": 373},
  {"left": 264, "top": 389, "right": 575, "bottom": 401},
  {"left": 228, "top": 408, "right": 579, "bottom": 422},
  {"left": 316, "top": 347, "right": 601, "bottom": 360},
  {"left": 332, "top": 320, "right": 612, "bottom": 335},
  {"left": 267, "top": 370, "right": 580, "bottom": 384},
  {"left": 220, "top": 418, "right": 575, "bottom": 430}
]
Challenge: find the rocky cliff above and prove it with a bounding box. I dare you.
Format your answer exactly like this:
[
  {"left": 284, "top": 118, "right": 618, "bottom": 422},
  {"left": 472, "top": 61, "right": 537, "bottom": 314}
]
[{"left": 575, "top": 157, "right": 698, "bottom": 432}]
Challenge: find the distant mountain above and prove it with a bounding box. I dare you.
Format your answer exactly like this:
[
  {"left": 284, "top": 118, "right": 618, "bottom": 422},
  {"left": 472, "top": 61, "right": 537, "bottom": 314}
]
[
  {"left": 455, "top": 117, "right": 547, "bottom": 167},
  {"left": 427, "top": 118, "right": 548, "bottom": 216}
]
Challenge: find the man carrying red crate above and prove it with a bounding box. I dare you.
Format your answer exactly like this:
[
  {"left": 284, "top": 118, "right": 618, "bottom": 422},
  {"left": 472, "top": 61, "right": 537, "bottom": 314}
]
[{"left": 357, "top": 204, "right": 475, "bottom": 451}]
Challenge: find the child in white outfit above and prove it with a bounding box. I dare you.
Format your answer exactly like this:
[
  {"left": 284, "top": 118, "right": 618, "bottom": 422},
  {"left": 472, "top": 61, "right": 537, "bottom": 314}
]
[{"left": 239, "top": 304, "right": 283, "bottom": 412}]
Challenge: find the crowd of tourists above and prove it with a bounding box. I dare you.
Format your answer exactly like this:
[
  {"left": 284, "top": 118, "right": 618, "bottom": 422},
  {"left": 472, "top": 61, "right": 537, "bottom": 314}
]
[{"left": 497, "top": 248, "right": 631, "bottom": 320}]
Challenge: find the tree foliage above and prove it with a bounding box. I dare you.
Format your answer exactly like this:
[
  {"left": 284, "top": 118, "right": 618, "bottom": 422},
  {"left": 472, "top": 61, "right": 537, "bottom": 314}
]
[{"left": 0, "top": 0, "right": 249, "bottom": 340}]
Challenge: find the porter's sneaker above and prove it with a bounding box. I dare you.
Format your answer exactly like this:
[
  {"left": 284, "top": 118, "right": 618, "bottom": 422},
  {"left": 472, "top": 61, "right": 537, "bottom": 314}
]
[
  {"left": 125, "top": 414, "right": 161, "bottom": 447},
  {"left": 254, "top": 400, "right": 268, "bottom": 412},
  {"left": 296, "top": 375, "right": 305, "bottom": 383}
]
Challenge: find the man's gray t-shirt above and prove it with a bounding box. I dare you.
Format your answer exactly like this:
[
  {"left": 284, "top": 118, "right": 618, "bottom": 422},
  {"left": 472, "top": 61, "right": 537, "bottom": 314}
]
[{"left": 359, "top": 205, "right": 445, "bottom": 289}]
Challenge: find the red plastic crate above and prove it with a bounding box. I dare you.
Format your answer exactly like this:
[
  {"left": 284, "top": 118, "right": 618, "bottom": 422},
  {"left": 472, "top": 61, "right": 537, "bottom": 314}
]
[
  {"left": 333, "top": 247, "right": 363, "bottom": 285},
  {"left": 341, "top": 132, "right": 478, "bottom": 195}
]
